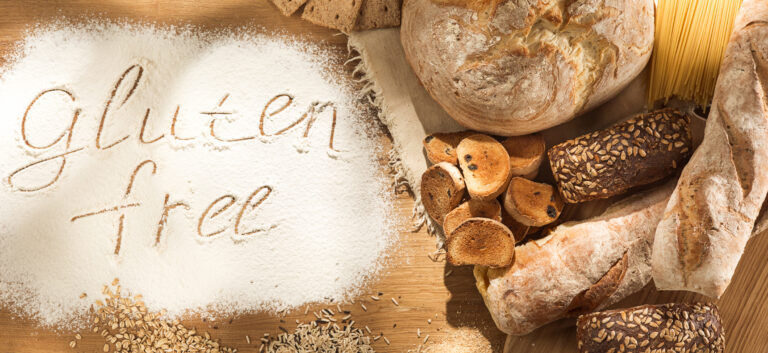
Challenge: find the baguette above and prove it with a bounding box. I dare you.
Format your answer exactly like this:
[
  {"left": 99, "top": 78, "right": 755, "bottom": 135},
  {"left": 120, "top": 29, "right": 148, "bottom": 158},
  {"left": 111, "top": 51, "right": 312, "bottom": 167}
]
[
  {"left": 652, "top": 0, "right": 768, "bottom": 298},
  {"left": 576, "top": 303, "right": 724, "bottom": 353},
  {"left": 443, "top": 199, "right": 502, "bottom": 235},
  {"left": 457, "top": 134, "right": 510, "bottom": 200},
  {"left": 474, "top": 181, "right": 674, "bottom": 335},
  {"left": 420, "top": 162, "right": 465, "bottom": 222},
  {"left": 548, "top": 108, "right": 691, "bottom": 203}
]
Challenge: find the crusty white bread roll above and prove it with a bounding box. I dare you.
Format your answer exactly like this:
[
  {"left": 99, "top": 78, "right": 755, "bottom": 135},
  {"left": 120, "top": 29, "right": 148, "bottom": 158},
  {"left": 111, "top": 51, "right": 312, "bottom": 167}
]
[
  {"left": 652, "top": 0, "right": 768, "bottom": 298},
  {"left": 475, "top": 180, "right": 674, "bottom": 336},
  {"left": 400, "top": 0, "right": 654, "bottom": 136}
]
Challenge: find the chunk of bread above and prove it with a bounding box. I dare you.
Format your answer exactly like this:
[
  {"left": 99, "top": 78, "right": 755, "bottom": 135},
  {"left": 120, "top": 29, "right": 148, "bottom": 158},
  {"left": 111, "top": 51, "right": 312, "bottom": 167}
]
[
  {"left": 457, "top": 134, "right": 510, "bottom": 200},
  {"left": 577, "top": 303, "right": 724, "bottom": 353},
  {"left": 503, "top": 177, "right": 564, "bottom": 227},
  {"left": 423, "top": 131, "right": 472, "bottom": 165},
  {"left": 446, "top": 218, "right": 515, "bottom": 267},
  {"left": 301, "top": 0, "right": 363, "bottom": 32},
  {"left": 548, "top": 108, "right": 692, "bottom": 203},
  {"left": 501, "top": 133, "right": 545, "bottom": 180},
  {"left": 443, "top": 199, "right": 502, "bottom": 235},
  {"left": 500, "top": 207, "right": 537, "bottom": 244},
  {"left": 420, "top": 162, "right": 465, "bottom": 222},
  {"left": 270, "top": 0, "right": 308, "bottom": 16},
  {"left": 355, "top": 0, "right": 402, "bottom": 30}
]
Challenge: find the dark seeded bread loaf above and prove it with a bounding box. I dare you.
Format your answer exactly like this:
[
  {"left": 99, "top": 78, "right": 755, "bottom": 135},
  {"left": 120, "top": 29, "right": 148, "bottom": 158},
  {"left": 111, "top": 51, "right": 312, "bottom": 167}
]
[
  {"left": 577, "top": 303, "right": 725, "bottom": 353},
  {"left": 548, "top": 108, "right": 692, "bottom": 203}
]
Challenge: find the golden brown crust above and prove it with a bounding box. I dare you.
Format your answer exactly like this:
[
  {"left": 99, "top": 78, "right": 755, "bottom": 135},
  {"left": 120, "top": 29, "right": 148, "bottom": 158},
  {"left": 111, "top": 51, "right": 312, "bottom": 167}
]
[
  {"left": 576, "top": 303, "right": 725, "bottom": 353},
  {"left": 565, "top": 252, "right": 628, "bottom": 317},
  {"left": 420, "top": 162, "right": 466, "bottom": 222},
  {"left": 548, "top": 108, "right": 692, "bottom": 203},
  {"left": 423, "top": 131, "right": 474, "bottom": 165},
  {"left": 501, "top": 133, "right": 546, "bottom": 180},
  {"left": 302, "top": 0, "right": 364, "bottom": 32},
  {"left": 446, "top": 218, "right": 515, "bottom": 267},
  {"left": 503, "top": 177, "right": 563, "bottom": 227},
  {"left": 443, "top": 199, "right": 502, "bottom": 235},
  {"left": 457, "top": 134, "right": 510, "bottom": 200}
]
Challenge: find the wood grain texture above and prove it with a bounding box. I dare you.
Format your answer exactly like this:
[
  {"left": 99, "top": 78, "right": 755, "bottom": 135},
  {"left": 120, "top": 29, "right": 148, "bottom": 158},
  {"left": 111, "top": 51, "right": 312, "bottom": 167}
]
[{"left": 0, "top": 1, "right": 766, "bottom": 353}]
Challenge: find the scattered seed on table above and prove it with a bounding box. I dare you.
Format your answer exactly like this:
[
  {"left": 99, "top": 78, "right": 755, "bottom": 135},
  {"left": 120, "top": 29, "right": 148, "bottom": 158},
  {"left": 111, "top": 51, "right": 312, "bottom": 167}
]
[
  {"left": 361, "top": 303, "right": 368, "bottom": 311},
  {"left": 391, "top": 298, "right": 399, "bottom": 306},
  {"left": 428, "top": 319, "right": 432, "bottom": 324},
  {"left": 371, "top": 295, "right": 380, "bottom": 301},
  {"left": 417, "top": 328, "right": 421, "bottom": 338},
  {"left": 365, "top": 326, "right": 372, "bottom": 334},
  {"left": 423, "top": 334, "right": 430, "bottom": 344},
  {"left": 445, "top": 270, "right": 453, "bottom": 277},
  {"left": 383, "top": 336, "right": 391, "bottom": 345},
  {"left": 246, "top": 335, "right": 251, "bottom": 344}
]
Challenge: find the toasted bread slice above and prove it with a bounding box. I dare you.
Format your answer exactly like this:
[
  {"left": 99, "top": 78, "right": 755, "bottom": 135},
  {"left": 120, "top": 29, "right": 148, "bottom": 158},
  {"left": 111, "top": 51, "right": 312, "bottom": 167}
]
[
  {"left": 501, "top": 133, "right": 545, "bottom": 180},
  {"left": 443, "top": 199, "right": 502, "bottom": 234},
  {"left": 503, "top": 177, "right": 564, "bottom": 227},
  {"left": 457, "top": 134, "right": 510, "bottom": 200},
  {"left": 445, "top": 218, "right": 515, "bottom": 267},
  {"left": 301, "top": 0, "right": 363, "bottom": 32},
  {"left": 420, "top": 162, "right": 466, "bottom": 222},
  {"left": 423, "top": 131, "right": 473, "bottom": 165},
  {"left": 500, "top": 206, "right": 536, "bottom": 243}
]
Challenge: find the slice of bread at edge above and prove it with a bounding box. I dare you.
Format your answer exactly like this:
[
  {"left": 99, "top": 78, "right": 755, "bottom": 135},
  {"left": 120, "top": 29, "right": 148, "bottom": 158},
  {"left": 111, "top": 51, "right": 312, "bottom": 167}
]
[
  {"left": 420, "top": 162, "right": 466, "bottom": 222},
  {"left": 457, "top": 134, "right": 511, "bottom": 200},
  {"left": 501, "top": 133, "right": 546, "bottom": 180},
  {"left": 504, "top": 177, "right": 564, "bottom": 227},
  {"left": 446, "top": 218, "right": 515, "bottom": 268},
  {"left": 443, "top": 199, "right": 502, "bottom": 235},
  {"left": 423, "top": 131, "right": 473, "bottom": 165},
  {"left": 355, "top": 0, "right": 402, "bottom": 30},
  {"left": 271, "top": 0, "right": 309, "bottom": 16},
  {"left": 302, "top": 0, "right": 363, "bottom": 32}
]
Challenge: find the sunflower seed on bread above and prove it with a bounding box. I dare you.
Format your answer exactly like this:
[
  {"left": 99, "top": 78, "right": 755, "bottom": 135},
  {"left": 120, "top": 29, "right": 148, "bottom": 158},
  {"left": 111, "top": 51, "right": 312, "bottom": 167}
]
[
  {"left": 420, "top": 162, "right": 465, "bottom": 222},
  {"left": 457, "top": 134, "right": 510, "bottom": 200},
  {"left": 548, "top": 108, "right": 692, "bottom": 203},
  {"left": 577, "top": 302, "right": 724, "bottom": 353},
  {"left": 423, "top": 131, "right": 473, "bottom": 165},
  {"left": 443, "top": 199, "right": 502, "bottom": 235},
  {"left": 503, "top": 177, "right": 564, "bottom": 227},
  {"left": 501, "top": 133, "right": 545, "bottom": 180},
  {"left": 446, "top": 218, "right": 515, "bottom": 268}
]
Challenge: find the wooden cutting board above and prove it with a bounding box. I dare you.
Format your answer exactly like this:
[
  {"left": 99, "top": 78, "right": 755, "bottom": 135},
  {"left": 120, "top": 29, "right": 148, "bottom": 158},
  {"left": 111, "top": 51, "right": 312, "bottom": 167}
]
[{"left": 0, "top": 1, "right": 767, "bottom": 353}]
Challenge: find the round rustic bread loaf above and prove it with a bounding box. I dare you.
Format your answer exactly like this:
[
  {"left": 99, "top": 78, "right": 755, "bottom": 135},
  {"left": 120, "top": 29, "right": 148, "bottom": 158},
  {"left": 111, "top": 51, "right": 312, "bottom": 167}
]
[{"left": 400, "top": 0, "right": 655, "bottom": 136}]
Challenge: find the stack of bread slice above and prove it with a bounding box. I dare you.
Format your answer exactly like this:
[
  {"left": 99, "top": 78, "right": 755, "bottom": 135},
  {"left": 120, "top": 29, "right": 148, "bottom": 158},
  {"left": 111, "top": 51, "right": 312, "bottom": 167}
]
[{"left": 270, "top": 0, "right": 401, "bottom": 32}]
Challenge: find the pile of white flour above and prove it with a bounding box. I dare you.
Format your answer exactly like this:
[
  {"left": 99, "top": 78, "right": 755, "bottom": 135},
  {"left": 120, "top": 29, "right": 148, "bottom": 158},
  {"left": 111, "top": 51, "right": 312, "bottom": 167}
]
[{"left": 0, "top": 23, "right": 396, "bottom": 328}]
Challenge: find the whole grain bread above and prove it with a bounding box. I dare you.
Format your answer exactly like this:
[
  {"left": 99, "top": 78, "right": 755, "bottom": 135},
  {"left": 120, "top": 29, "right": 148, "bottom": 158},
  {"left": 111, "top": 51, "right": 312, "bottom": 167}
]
[
  {"left": 474, "top": 180, "right": 674, "bottom": 335},
  {"left": 355, "top": 0, "right": 402, "bottom": 30},
  {"left": 652, "top": 0, "right": 768, "bottom": 298},
  {"left": 270, "top": 0, "right": 309, "bottom": 16},
  {"left": 443, "top": 199, "right": 502, "bottom": 235},
  {"left": 576, "top": 303, "right": 725, "bottom": 353},
  {"left": 446, "top": 218, "right": 515, "bottom": 267},
  {"left": 400, "top": 0, "right": 654, "bottom": 135},
  {"left": 302, "top": 0, "right": 363, "bottom": 32},
  {"left": 548, "top": 109, "right": 692, "bottom": 203},
  {"left": 420, "top": 162, "right": 465, "bottom": 222}
]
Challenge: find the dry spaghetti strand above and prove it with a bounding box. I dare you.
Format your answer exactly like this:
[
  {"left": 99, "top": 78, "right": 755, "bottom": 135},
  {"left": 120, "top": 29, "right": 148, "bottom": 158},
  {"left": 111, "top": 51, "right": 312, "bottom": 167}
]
[{"left": 648, "top": 0, "right": 743, "bottom": 107}]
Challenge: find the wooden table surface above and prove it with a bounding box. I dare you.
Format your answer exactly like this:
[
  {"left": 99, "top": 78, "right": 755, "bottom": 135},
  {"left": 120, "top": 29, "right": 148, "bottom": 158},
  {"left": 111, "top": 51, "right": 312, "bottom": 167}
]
[{"left": 1, "top": 1, "right": 767, "bottom": 353}]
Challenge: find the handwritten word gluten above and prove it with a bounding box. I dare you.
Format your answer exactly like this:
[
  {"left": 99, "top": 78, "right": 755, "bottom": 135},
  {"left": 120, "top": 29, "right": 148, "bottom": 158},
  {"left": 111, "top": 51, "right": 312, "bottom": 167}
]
[{"left": 8, "top": 64, "right": 340, "bottom": 193}]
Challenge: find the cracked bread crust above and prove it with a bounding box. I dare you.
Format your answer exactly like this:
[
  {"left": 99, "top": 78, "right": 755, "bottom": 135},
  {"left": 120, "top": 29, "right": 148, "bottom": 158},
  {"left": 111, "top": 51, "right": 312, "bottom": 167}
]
[
  {"left": 400, "top": 0, "right": 654, "bottom": 136},
  {"left": 652, "top": 0, "right": 768, "bottom": 298}
]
